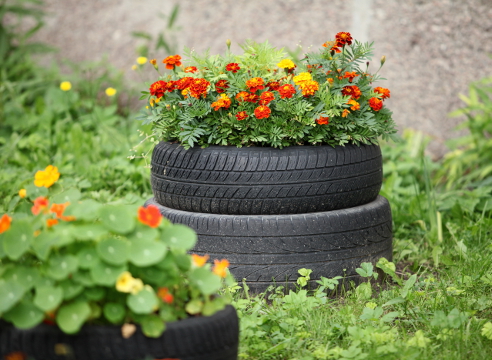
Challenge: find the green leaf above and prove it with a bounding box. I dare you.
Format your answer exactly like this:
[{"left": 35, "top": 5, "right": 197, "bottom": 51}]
[
  {"left": 97, "top": 238, "right": 129, "bottom": 266},
  {"left": 2, "top": 266, "right": 41, "bottom": 290},
  {"left": 99, "top": 205, "right": 136, "bottom": 234},
  {"left": 84, "top": 287, "right": 106, "bottom": 301},
  {"left": 161, "top": 224, "right": 197, "bottom": 250},
  {"left": 46, "top": 254, "right": 79, "bottom": 280},
  {"left": 126, "top": 224, "right": 158, "bottom": 242},
  {"left": 129, "top": 240, "right": 167, "bottom": 267},
  {"left": 77, "top": 247, "right": 101, "bottom": 269},
  {"left": 72, "top": 270, "right": 94, "bottom": 286},
  {"left": 185, "top": 299, "right": 203, "bottom": 315},
  {"left": 141, "top": 314, "right": 165, "bottom": 338},
  {"left": 2, "top": 219, "right": 33, "bottom": 260},
  {"left": 127, "top": 287, "right": 159, "bottom": 314},
  {"left": 103, "top": 302, "right": 126, "bottom": 324},
  {"left": 25, "top": 183, "right": 48, "bottom": 200},
  {"left": 0, "top": 281, "right": 26, "bottom": 313},
  {"left": 90, "top": 262, "right": 127, "bottom": 286},
  {"left": 64, "top": 200, "right": 102, "bottom": 221},
  {"left": 51, "top": 188, "right": 81, "bottom": 204},
  {"left": 33, "top": 285, "right": 63, "bottom": 312},
  {"left": 202, "top": 298, "right": 226, "bottom": 317},
  {"left": 189, "top": 267, "right": 221, "bottom": 296},
  {"left": 56, "top": 302, "right": 91, "bottom": 334},
  {"left": 3, "top": 300, "right": 44, "bottom": 329},
  {"left": 74, "top": 224, "right": 109, "bottom": 241},
  {"left": 32, "top": 231, "right": 57, "bottom": 260},
  {"left": 59, "top": 280, "right": 84, "bottom": 300}
]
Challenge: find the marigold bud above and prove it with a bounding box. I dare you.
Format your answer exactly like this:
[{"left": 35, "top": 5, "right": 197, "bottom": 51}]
[
  {"left": 226, "top": 39, "right": 231, "bottom": 49},
  {"left": 380, "top": 55, "right": 386, "bottom": 65}
]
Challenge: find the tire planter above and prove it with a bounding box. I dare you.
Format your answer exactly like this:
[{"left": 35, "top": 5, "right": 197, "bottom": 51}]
[
  {"left": 146, "top": 196, "right": 393, "bottom": 293},
  {"left": 0, "top": 305, "right": 239, "bottom": 360},
  {"left": 151, "top": 142, "right": 383, "bottom": 215}
]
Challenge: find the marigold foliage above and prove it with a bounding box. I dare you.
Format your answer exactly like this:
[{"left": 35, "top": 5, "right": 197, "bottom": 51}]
[{"left": 138, "top": 35, "right": 397, "bottom": 148}]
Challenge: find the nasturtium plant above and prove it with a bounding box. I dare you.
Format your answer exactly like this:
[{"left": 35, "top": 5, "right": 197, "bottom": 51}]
[{"left": 0, "top": 166, "right": 233, "bottom": 337}]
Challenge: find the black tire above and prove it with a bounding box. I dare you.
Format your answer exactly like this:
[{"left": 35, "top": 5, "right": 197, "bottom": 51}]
[
  {"left": 146, "top": 196, "right": 393, "bottom": 293},
  {"left": 0, "top": 305, "right": 239, "bottom": 360},
  {"left": 151, "top": 142, "right": 382, "bottom": 215}
]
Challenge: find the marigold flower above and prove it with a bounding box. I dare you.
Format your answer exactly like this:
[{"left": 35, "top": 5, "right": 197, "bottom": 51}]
[
  {"left": 18, "top": 188, "right": 27, "bottom": 198},
  {"left": 150, "top": 59, "right": 157, "bottom": 65},
  {"left": 192, "top": 254, "right": 210, "bottom": 267},
  {"left": 342, "top": 109, "right": 350, "bottom": 117},
  {"left": 344, "top": 71, "right": 359, "bottom": 83},
  {"left": 213, "top": 259, "right": 230, "bottom": 278},
  {"left": 369, "top": 97, "right": 383, "bottom": 111},
  {"left": 105, "top": 87, "right": 117, "bottom": 97},
  {"left": 157, "top": 287, "right": 174, "bottom": 304},
  {"left": 149, "top": 80, "right": 168, "bottom": 98},
  {"left": 60, "top": 81, "right": 71, "bottom": 91},
  {"left": 347, "top": 99, "right": 360, "bottom": 111},
  {"left": 31, "top": 196, "right": 49, "bottom": 215},
  {"left": 137, "top": 205, "right": 162, "bottom": 228},
  {"left": 189, "top": 78, "right": 210, "bottom": 99},
  {"left": 176, "top": 77, "right": 193, "bottom": 90},
  {"left": 0, "top": 214, "right": 12, "bottom": 234},
  {"left": 46, "top": 218, "right": 59, "bottom": 227},
  {"left": 235, "top": 111, "right": 248, "bottom": 121},
  {"left": 323, "top": 40, "right": 341, "bottom": 53},
  {"left": 374, "top": 87, "right": 391, "bottom": 100},
  {"left": 211, "top": 93, "right": 232, "bottom": 111},
  {"left": 225, "top": 63, "right": 240, "bottom": 73},
  {"left": 163, "top": 55, "right": 182, "bottom": 70},
  {"left": 266, "top": 81, "right": 280, "bottom": 91},
  {"left": 299, "top": 80, "right": 319, "bottom": 97},
  {"left": 341, "top": 85, "right": 361, "bottom": 100},
  {"left": 137, "top": 56, "right": 148, "bottom": 65},
  {"left": 254, "top": 105, "right": 271, "bottom": 119},
  {"left": 293, "top": 72, "right": 312, "bottom": 85},
  {"left": 335, "top": 32, "right": 353, "bottom": 46},
  {"left": 235, "top": 91, "right": 249, "bottom": 102},
  {"left": 277, "top": 59, "right": 296, "bottom": 69},
  {"left": 34, "top": 165, "right": 60, "bottom": 188},
  {"left": 278, "top": 84, "right": 296, "bottom": 99},
  {"left": 246, "top": 77, "right": 265, "bottom": 93},
  {"left": 184, "top": 66, "right": 198, "bottom": 73},
  {"left": 316, "top": 116, "right": 330, "bottom": 125},
  {"left": 259, "top": 91, "right": 275, "bottom": 105},
  {"left": 215, "top": 79, "right": 229, "bottom": 93}
]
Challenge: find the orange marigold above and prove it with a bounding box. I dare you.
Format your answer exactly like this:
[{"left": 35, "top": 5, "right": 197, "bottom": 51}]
[
  {"left": 0, "top": 214, "right": 12, "bottom": 234},
  {"left": 254, "top": 105, "right": 271, "bottom": 119},
  {"left": 137, "top": 205, "right": 162, "bottom": 228},
  {"left": 277, "top": 84, "right": 296, "bottom": 99},
  {"left": 192, "top": 254, "right": 209, "bottom": 267},
  {"left": 323, "top": 40, "right": 341, "bottom": 53},
  {"left": 342, "top": 109, "right": 350, "bottom": 117},
  {"left": 184, "top": 66, "right": 198, "bottom": 73},
  {"left": 299, "top": 80, "right": 319, "bottom": 97},
  {"left": 369, "top": 97, "right": 383, "bottom": 111},
  {"left": 188, "top": 78, "right": 210, "bottom": 98},
  {"left": 374, "top": 87, "right": 391, "bottom": 100},
  {"left": 157, "top": 287, "right": 174, "bottom": 304},
  {"left": 316, "top": 116, "right": 330, "bottom": 125},
  {"left": 215, "top": 79, "right": 229, "bottom": 93},
  {"left": 347, "top": 99, "right": 360, "bottom": 111},
  {"left": 235, "top": 111, "right": 248, "bottom": 121},
  {"left": 225, "top": 63, "right": 240, "bottom": 73},
  {"left": 149, "top": 80, "right": 167, "bottom": 98},
  {"left": 211, "top": 93, "right": 232, "bottom": 111},
  {"left": 246, "top": 77, "right": 265, "bottom": 93},
  {"left": 344, "top": 71, "right": 359, "bottom": 83},
  {"left": 162, "top": 55, "right": 182, "bottom": 70},
  {"left": 341, "top": 85, "right": 361, "bottom": 99},
  {"left": 213, "top": 259, "right": 230, "bottom": 278},
  {"left": 31, "top": 196, "right": 49, "bottom": 215},
  {"left": 259, "top": 91, "right": 275, "bottom": 105}
]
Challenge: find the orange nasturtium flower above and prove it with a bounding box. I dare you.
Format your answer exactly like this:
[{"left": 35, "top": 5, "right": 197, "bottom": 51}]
[
  {"left": 246, "top": 77, "right": 265, "bottom": 93},
  {"left": 157, "top": 287, "right": 174, "bottom": 304},
  {"left": 225, "top": 63, "right": 240, "bottom": 73},
  {"left": 211, "top": 93, "right": 232, "bottom": 111},
  {"left": 137, "top": 205, "right": 162, "bottom": 228},
  {"left": 31, "top": 196, "right": 49, "bottom": 215},
  {"left": 34, "top": 165, "right": 60, "bottom": 188},
  {"left": 254, "top": 105, "right": 271, "bottom": 119},
  {"left": 374, "top": 87, "right": 391, "bottom": 100},
  {"left": 0, "top": 214, "right": 12, "bottom": 234},
  {"left": 46, "top": 218, "right": 59, "bottom": 228},
  {"left": 316, "top": 116, "right": 330, "bottom": 125},
  {"left": 369, "top": 97, "right": 383, "bottom": 111},
  {"left": 213, "top": 259, "right": 230, "bottom": 278},
  {"left": 4, "top": 352, "right": 27, "bottom": 360},
  {"left": 192, "top": 254, "right": 210, "bottom": 267},
  {"left": 50, "top": 202, "right": 75, "bottom": 221},
  {"left": 162, "top": 55, "right": 182, "bottom": 70}
]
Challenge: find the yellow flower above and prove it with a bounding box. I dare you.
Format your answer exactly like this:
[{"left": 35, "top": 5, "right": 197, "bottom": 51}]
[
  {"left": 137, "top": 56, "right": 148, "bottom": 65},
  {"left": 18, "top": 189, "right": 27, "bottom": 198},
  {"left": 131, "top": 278, "right": 144, "bottom": 294},
  {"left": 60, "top": 81, "right": 72, "bottom": 91},
  {"left": 34, "top": 165, "right": 60, "bottom": 188},
  {"left": 293, "top": 72, "right": 312, "bottom": 85},
  {"left": 131, "top": 64, "right": 138, "bottom": 71},
  {"left": 116, "top": 271, "right": 135, "bottom": 293},
  {"left": 192, "top": 254, "right": 209, "bottom": 267},
  {"left": 277, "top": 59, "right": 295, "bottom": 69},
  {"left": 105, "top": 87, "right": 117, "bottom": 97}
]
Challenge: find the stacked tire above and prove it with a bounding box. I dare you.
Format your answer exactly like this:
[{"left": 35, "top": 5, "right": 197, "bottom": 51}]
[{"left": 147, "top": 142, "right": 392, "bottom": 293}]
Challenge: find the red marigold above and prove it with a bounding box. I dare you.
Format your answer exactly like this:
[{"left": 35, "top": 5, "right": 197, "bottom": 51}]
[
  {"left": 157, "top": 287, "right": 174, "bottom": 304},
  {"left": 235, "top": 111, "right": 248, "bottom": 121},
  {"left": 278, "top": 84, "right": 296, "bottom": 99},
  {"left": 162, "top": 55, "right": 182, "bottom": 70},
  {"left": 149, "top": 80, "right": 167, "bottom": 98},
  {"left": 236, "top": 91, "right": 249, "bottom": 102},
  {"left": 0, "top": 214, "right": 12, "bottom": 234},
  {"left": 316, "top": 116, "right": 330, "bottom": 125},
  {"left": 137, "top": 205, "right": 162, "bottom": 228},
  {"left": 369, "top": 97, "right": 383, "bottom": 111},
  {"left": 344, "top": 71, "right": 359, "bottom": 83},
  {"left": 184, "top": 66, "right": 198, "bottom": 73},
  {"left": 266, "top": 81, "right": 280, "bottom": 91},
  {"left": 246, "top": 77, "right": 265, "bottom": 93},
  {"left": 259, "top": 91, "right": 275, "bottom": 105},
  {"left": 176, "top": 77, "right": 194, "bottom": 90},
  {"left": 254, "top": 105, "right": 271, "bottom": 119},
  {"left": 211, "top": 94, "right": 232, "bottom": 111},
  {"left": 341, "top": 85, "right": 361, "bottom": 100},
  {"left": 188, "top": 78, "right": 210, "bottom": 98},
  {"left": 215, "top": 79, "right": 229, "bottom": 93},
  {"left": 335, "top": 32, "right": 353, "bottom": 46},
  {"left": 374, "top": 87, "right": 391, "bottom": 100},
  {"left": 165, "top": 81, "right": 177, "bottom": 92},
  {"left": 32, "top": 196, "right": 49, "bottom": 215},
  {"left": 225, "top": 63, "right": 240, "bottom": 73}
]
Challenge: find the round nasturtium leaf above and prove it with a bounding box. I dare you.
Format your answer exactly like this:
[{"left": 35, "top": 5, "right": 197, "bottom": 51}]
[
  {"left": 33, "top": 285, "right": 64, "bottom": 312},
  {"left": 0, "top": 281, "right": 26, "bottom": 313},
  {"left": 51, "top": 223, "right": 76, "bottom": 248},
  {"left": 2, "top": 220, "right": 33, "bottom": 260},
  {"left": 77, "top": 247, "right": 101, "bottom": 269},
  {"left": 139, "top": 266, "right": 166, "bottom": 285},
  {"left": 72, "top": 270, "right": 94, "bottom": 287},
  {"left": 160, "top": 224, "right": 197, "bottom": 250},
  {"left": 2, "top": 266, "right": 41, "bottom": 290},
  {"left": 141, "top": 314, "right": 166, "bottom": 338},
  {"left": 32, "top": 231, "right": 57, "bottom": 260},
  {"left": 98, "top": 205, "right": 135, "bottom": 234},
  {"left": 58, "top": 280, "right": 84, "bottom": 300},
  {"left": 189, "top": 267, "right": 222, "bottom": 296},
  {"left": 56, "top": 301, "right": 91, "bottom": 334},
  {"left": 90, "top": 261, "right": 127, "bottom": 286},
  {"left": 46, "top": 254, "right": 79, "bottom": 281},
  {"left": 129, "top": 240, "right": 166, "bottom": 267},
  {"left": 185, "top": 299, "right": 203, "bottom": 315},
  {"left": 74, "top": 224, "right": 109, "bottom": 241},
  {"left": 3, "top": 300, "right": 44, "bottom": 329},
  {"left": 127, "top": 287, "right": 158, "bottom": 314},
  {"left": 126, "top": 224, "right": 158, "bottom": 242},
  {"left": 103, "top": 302, "right": 126, "bottom": 324},
  {"left": 51, "top": 188, "right": 81, "bottom": 204},
  {"left": 84, "top": 287, "right": 106, "bottom": 301},
  {"left": 64, "top": 199, "right": 102, "bottom": 221},
  {"left": 97, "top": 238, "right": 129, "bottom": 266}
]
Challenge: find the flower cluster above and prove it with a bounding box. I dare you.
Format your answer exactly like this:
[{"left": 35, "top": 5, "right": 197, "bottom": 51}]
[{"left": 138, "top": 33, "right": 396, "bottom": 148}]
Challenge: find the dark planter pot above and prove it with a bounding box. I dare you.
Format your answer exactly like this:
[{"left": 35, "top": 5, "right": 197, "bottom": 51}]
[{"left": 0, "top": 305, "right": 239, "bottom": 360}]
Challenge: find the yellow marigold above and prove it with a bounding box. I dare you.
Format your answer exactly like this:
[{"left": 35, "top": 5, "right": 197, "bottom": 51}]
[
  {"left": 18, "top": 189, "right": 27, "bottom": 198},
  {"left": 34, "top": 165, "right": 60, "bottom": 188},
  {"left": 136, "top": 56, "right": 148, "bottom": 65},
  {"left": 299, "top": 80, "right": 319, "bottom": 96},
  {"left": 277, "top": 59, "right": 296, "bottom": 69},
  {"left": 293, "top": 72, "right": 312, "bottom": 85},
  {"left": 60, "top": 81, "right": 71, "bottom": 91},
  {"left": 105, "top": 87, "right": 117, "bottom": 97}
]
